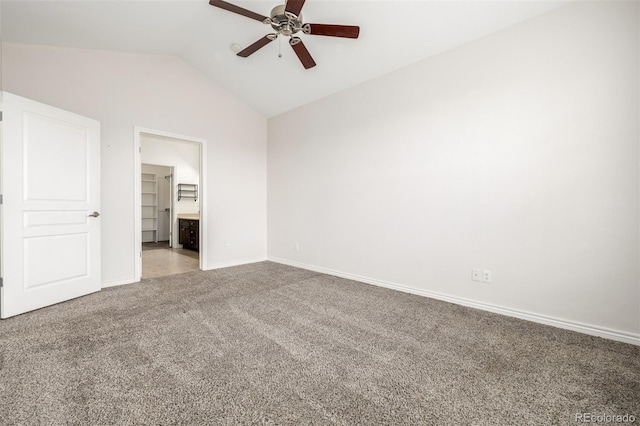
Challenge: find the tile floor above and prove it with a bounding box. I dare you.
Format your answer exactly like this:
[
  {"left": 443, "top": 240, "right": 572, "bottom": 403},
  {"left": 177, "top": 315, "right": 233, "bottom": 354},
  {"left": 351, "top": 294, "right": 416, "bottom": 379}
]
[{"left": 142, "top": 242, "right": 199, "bottom": 279}]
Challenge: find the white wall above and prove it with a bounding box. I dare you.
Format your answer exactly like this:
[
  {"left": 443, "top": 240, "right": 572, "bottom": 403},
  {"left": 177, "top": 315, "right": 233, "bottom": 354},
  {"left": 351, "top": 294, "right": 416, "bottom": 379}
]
[
  {"left": 143, "top": 135, "right": 199, "bottom": 207},
  {"left": 2, "top": 43, "right": 267, "bottom": 284},
  {"left": 0, "top": 0, "right": 3, "bottom": 91},
  {"left": 268, "top": 1, "right": 640, "bottom": 341},
  {"left": 0, "top": 2, "right": 3, "bottom": 280}
]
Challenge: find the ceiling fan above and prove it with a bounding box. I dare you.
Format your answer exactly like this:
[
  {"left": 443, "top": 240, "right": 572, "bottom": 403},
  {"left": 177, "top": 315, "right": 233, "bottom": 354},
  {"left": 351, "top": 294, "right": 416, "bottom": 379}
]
[{"left": 209, "top": 0, "right": 360, "bottom": 69}]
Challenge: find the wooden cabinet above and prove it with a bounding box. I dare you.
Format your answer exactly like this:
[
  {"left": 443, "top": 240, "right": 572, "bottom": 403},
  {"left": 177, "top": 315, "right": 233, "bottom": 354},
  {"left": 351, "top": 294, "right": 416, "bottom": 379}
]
[{"left": 179, "top": 219, "right": 199, "bottom": 251}]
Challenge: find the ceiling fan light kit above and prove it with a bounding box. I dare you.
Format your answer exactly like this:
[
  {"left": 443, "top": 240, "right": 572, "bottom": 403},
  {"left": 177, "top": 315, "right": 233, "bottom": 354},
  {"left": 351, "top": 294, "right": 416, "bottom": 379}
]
[{"left": 209, "top": 0, "right": 360, "bottom": 69}]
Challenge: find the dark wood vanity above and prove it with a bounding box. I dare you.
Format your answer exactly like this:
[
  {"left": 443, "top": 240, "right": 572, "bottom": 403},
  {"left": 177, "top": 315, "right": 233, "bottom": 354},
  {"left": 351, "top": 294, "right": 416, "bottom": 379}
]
[{"left": 178, "top": 217, "right": 199, "bottom": 252}]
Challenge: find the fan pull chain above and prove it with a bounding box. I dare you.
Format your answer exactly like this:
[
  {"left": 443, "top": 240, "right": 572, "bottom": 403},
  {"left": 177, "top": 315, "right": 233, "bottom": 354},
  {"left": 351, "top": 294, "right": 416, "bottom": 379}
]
[{"left": 278, "top": 35, "right": 282, "bottom": 58}]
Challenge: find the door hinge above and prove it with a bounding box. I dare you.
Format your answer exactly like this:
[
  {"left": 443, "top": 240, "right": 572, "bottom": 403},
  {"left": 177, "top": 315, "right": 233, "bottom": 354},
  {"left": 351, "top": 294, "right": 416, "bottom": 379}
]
[
  {"left": 0, "top": 194, "right": 3, "bottom": 204},
  {"left": 0, "top": 111, "right": 3, "bottom": 121},
  {"left": 0, "top": 277, "right": 4, "bottom": 288}
]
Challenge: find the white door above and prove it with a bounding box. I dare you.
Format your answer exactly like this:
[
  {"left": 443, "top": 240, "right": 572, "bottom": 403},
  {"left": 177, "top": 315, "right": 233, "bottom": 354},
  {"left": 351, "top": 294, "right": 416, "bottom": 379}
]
[{"left": 1, "top": 92, "right": 101, "bottom": 318}]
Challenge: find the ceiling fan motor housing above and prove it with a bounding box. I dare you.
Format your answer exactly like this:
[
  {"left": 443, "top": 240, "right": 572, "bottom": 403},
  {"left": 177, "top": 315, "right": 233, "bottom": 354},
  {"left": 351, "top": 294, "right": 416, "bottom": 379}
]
[{"left": 270, "top": 5, "right": 303, "bottom": 36}]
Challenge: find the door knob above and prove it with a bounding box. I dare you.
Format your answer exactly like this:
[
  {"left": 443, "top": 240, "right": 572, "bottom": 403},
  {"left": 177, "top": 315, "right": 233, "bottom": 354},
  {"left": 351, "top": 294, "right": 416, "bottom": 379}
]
[{"left": 88, "top": 211, "right": 101, "bottom": 217}]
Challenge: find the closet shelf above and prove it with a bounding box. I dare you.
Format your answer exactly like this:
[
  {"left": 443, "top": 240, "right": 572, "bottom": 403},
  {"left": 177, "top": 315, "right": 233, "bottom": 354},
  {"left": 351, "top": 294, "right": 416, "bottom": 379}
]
[
  {"left": 141, "top": 172, "right": 158, "bottom": 243},
  {"left": 178, "top": 184, "right": 198, "bottom": 201}
]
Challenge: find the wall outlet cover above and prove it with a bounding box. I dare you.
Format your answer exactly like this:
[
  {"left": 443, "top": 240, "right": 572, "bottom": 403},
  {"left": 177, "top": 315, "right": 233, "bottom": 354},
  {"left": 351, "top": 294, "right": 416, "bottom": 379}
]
[{"left": 472, "top": 269, "right": 482, "bottom": 282}]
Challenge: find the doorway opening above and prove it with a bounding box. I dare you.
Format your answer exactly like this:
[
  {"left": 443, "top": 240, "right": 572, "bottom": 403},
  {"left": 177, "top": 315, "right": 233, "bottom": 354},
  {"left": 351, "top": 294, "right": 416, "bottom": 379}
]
[
  {"left": 134, "top": 128, "right": 207, "bottom": 281},
  {"left": 141, "top": 164, "right": 172, "bottom": 246},
  {"left": 140, "top": 164, "right": 197, "bottom": 278}
]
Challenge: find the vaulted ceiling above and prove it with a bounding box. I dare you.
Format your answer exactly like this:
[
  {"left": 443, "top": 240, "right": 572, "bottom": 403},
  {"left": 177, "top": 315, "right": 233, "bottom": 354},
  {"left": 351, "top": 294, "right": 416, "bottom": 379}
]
[{"left": 1, "top": 1, "right": 569, "bottom": 117}]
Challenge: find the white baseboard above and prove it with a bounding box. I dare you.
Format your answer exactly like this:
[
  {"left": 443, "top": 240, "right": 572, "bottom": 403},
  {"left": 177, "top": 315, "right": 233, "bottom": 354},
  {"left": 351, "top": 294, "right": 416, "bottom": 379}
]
[
  {"left": 268, "top": 257, "right": 640, "bottom": 346},
  {"left": 101, "top": 257, "right": 267, "bottom": 288},
  {"left": 101, "top": 278, "right": 135, "bottom": 288},
  {"left": 205, "top": 257, "right": 268, "bottom": 271}
]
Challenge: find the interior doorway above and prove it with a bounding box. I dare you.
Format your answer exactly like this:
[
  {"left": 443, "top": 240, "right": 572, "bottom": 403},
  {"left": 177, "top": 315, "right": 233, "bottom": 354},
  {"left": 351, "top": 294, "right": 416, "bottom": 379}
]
[
  {"left": 141, "top": 164, "right": 172, "bottom": 245},
  {"left": 134, "top": 128, "right": 207, "bottom": 281}
]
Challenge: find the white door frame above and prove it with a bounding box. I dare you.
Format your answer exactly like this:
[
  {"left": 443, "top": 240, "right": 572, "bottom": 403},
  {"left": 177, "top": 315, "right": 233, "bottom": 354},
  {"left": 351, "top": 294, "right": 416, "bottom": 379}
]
[{"left": 133, "top": 127, "right": 207, "bottom": 281}]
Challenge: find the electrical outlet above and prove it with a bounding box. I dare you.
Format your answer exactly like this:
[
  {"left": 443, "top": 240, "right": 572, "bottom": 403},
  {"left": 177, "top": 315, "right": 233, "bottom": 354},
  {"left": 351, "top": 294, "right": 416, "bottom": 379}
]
[
  {"left": 226, "top": 243, "right": 231, "bottom": 251},
  {"left": 295, "top": 243, "right": 299, "bottom": 252},
  {"left": 472, "top": 269, "right": 482, "bottom": 282},
  {"left": 482, "top": 270, "right": 492, "bottom": 283}
]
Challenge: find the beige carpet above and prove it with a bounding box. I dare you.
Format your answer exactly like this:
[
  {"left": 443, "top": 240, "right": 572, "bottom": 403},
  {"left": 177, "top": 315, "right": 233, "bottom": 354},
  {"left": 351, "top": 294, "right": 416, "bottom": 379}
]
[{"left": 0, "top": 261, "right": 638, "bottom": 425}]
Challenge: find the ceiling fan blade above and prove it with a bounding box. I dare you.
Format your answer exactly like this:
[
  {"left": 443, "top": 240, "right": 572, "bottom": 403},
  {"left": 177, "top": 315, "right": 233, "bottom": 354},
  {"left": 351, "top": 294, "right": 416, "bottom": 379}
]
[
  {"left": 209, "top": 0, "right": 268, "bottom": 23},
  {"left": 304, "top": 24, "right": 360, "bottom": 39},
  {"left": 289, "top": 37, "right": 316, "bottom": 69},
  {"left": 237, "top": 35, "right": 276, "bottom": 57},
  {"left": 284, "top": 0, "right": 305, "bottom": 17}
]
